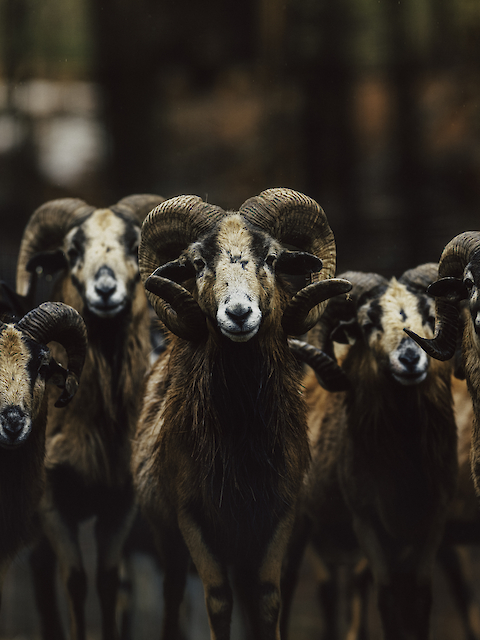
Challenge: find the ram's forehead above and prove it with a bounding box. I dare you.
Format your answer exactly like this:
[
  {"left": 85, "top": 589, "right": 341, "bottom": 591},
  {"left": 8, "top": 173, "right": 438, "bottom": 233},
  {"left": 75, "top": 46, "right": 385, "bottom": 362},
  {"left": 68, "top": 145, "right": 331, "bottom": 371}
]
[
  {"left": 217, "top": 214, "right": 253, "bottom": 251},
  {"left": 82, "top": 208, "right": 127, "bottom": 238},
  {"left": 0, "top": 325, "right": 31, "bottom": 372},
  {"left": 380, "top": 278, "right": 431, "bottom": 327}
]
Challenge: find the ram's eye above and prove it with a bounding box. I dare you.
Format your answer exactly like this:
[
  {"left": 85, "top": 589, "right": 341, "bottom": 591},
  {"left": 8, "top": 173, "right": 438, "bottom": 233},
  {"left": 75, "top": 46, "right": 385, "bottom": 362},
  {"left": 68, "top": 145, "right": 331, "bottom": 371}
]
[
  {"left": 193, "top": 258, "right": 206, "bottom": 273},
  {"left": 67, "top": 240, "right": 82, "bottom": 263},
  {"left": 265, "top": 254, "right": 276, "bottom": 268},
  {"left": 464, "top": 277, "right": 474, "bottom": 292}
]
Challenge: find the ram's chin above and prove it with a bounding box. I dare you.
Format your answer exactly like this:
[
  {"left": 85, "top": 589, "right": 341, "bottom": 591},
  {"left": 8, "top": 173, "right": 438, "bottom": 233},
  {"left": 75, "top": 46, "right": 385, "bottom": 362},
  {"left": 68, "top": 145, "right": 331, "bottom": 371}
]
[
  {"left": 220, "top": 326, "right": 260, "bottom": 343},
  {"left": 391, "top": 370, "right": 428, "bottom": 386},
  {"left": 88, "top": 302, "right": 126, "bottom": 319}
]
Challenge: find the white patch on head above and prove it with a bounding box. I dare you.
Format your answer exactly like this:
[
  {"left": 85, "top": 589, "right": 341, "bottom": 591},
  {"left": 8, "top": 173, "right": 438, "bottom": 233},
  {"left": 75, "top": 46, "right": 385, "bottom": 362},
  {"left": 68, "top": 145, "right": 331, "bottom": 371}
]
[
  {"left": 0, "top": 326, "right": 40, "bottom": 447},
  {"left": 212, "top": 215, "right": 272, "bottom": 342},
  {"left": 65, "top": 209, "right": 140, "bottom": 318},
  {"left": 363, "top": 279, "right": 432, "bottom": 385}
]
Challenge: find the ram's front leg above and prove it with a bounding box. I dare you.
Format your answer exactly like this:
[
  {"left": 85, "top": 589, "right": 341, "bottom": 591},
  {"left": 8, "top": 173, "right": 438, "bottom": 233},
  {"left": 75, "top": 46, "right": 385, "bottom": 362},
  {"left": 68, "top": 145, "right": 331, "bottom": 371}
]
[
  {"left": 178, "top": 512, "right": 233, "bottom": 640},
  {"left": 40, "top": 507, "right": 87, "bottom": 640},
  {"left": 353, "top": 515, "right": 440, "bottom": 640},
  {"left": 95, "top": 493, "right": 137, "bottom": 640},
  {"left": 30, "top": 534, "right": 66, "bottom": 640},
  {"left": 237, "top": 515, "right": 295, "bottom": 640}
]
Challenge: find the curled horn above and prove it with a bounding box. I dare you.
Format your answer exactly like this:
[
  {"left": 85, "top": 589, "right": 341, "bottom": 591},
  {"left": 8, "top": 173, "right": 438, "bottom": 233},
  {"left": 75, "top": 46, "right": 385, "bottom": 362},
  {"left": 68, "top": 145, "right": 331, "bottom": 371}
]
[
  {"left": 139, "top": 195, "right": 225, "bottom": 341},
  {"left": 110, "top": 194, "right": 165, "bottom": 224},
  {"left": 292, "top": 271, "right": 387, "bottom": 391},
  {"left": 16, "top": 199, "right": 95, "bottom": 298},
  {"left": 239, "top": 188, "right": 350, "bottom": 335},
  {"left": 398, "top": 262, "right": 438, "bottom": 292},
  {"left": 310, "top": 271, "right": 387, "bottom": 353},
  {"left": 16, "top": 302, "right": 87, "bottom": 407},
  {"left": 405, "top": 234, "right": 480, "bottom": 361},
  {"left": 288, "top": 338, "right": 350, "bottom": 392}
]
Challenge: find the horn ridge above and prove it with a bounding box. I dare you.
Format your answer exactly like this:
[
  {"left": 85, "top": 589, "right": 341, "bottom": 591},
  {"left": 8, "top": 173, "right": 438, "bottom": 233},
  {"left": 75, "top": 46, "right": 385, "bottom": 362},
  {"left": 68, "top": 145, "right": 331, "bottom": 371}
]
[
  {"left": 438, "top": 231, "right": 480, "bottom": 278},
  {"left": 16, "top": 198, "right": 95, "bottom": 297},
  {"left": 240, "top": 188, "right": 337, "bottom": 332},
  {"left": 17, "top": 301, "right": 87, "bottom": 407},
  {"left": 139, "top": 195, "right": 225, "bottom": 339},
  {"left": 398, "top": 263, "right": 438, "bottom": 292},
  {"left": 111, "top": 194, "right": 165, "bottom": 224}
]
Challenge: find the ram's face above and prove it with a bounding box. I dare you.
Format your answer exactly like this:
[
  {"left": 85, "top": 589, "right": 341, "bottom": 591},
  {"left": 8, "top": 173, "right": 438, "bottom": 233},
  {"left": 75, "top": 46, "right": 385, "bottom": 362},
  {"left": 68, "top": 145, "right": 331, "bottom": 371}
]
[
  {"left": 64, "top": 209, "right": 141, "bottom": 319},
  {"left": 190, "top": 215, "right": 281, "bottom": 342},
  {"left": 358, "top": 279, "right": 435, "bottom": 385},
  {"left": 0, "top": 325, "right": 51, "bottom": 448}
]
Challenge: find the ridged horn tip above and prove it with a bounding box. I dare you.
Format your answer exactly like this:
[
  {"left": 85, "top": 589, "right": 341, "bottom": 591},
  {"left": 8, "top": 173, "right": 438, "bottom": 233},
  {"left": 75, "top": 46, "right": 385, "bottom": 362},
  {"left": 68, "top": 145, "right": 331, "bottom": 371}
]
[{"left": 403, "top": 327, "right": 455, "bottom": 362}]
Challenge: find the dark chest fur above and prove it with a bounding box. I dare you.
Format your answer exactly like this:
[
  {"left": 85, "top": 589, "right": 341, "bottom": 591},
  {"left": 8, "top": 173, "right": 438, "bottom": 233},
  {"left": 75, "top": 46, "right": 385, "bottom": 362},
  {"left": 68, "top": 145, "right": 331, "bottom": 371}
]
[
  {"left": 165, "top": 336, "right": 309, "bottom": 551},
  {"left": 341, "top": 380, "right": 457, "bottom": 538}
]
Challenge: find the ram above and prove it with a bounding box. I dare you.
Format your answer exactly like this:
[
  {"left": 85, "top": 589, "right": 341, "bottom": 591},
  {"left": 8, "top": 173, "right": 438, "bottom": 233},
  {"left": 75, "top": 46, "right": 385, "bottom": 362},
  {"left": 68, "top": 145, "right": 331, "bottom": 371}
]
[
  {"left": 405, "top": 232, "right": 480, "bottom": 506},
  {"left": 16, "top": 193, "right": 164, "bottom": 640},
  {"left": 0, "top": 302, "right": 86, "bottom": 604},
  {"left": 131, "top": 188, "right": 350, "bottom": 640},
  {"left": 285, "top": 264, "right": 458, "bottom": 640}
]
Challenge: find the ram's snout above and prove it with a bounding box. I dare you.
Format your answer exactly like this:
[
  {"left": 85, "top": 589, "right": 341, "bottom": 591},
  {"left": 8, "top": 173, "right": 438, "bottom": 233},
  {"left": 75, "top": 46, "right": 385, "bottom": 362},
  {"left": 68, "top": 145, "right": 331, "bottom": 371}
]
[
  {"left": 389, "top": 337, "right": 428, "bottom": 385},
  {"left": 217, "top": 292, "right": 262, "bottom": 342},
  {"left": 86, "top": 265, "right": 127, "bottom": 318},
  {"left": 0, "top": 406, "right": 32, "bottom": 448}
]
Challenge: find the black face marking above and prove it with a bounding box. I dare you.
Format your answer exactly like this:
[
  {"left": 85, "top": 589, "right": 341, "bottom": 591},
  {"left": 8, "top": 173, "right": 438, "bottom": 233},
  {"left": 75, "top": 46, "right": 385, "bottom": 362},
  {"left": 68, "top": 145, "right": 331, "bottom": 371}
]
[
  {"left": 68, "top": 228, "right": 86, "bottom": 267},
  {"left": 357, "top": 284, "right": 388, "bottom": 309},
  {"left": 228, "top": 251, "right": 248, "bottom": 268},
  {"left": 122, "top": 222, "right": 140, "bottom": 256},
  {"left": 195, "top": 229, "right": 219, "bottom": 269},
  {"left": 399, "top": 309, "right": 407, "bottom": 321},
  {"left": 96, "top": 265, "right": 115, "bottom": 279},
  {"left": 362, "top": 298, "right": 383, "bottom": 335},
  {"left": 23, "top": 336, "right": 49, "bottom": 392},
  {"left": 417, "top": 295, "right": 434, "bottom": 328}
]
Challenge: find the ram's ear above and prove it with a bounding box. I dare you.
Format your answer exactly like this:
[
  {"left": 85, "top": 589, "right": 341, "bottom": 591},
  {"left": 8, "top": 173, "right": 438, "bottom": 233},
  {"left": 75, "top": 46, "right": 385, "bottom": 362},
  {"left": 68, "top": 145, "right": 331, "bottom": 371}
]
[
  {"left": 152, "top": 259, "right": 196, "bottom": 283},
  {"left": 331, "top": 319, "right": 361, "bottom": 346},
  {"left": 275, "top": 250, "right": 322, "bottom": 276},
  {"left": 428, "top": 277, "right": 469, "bottom": 302},
  {"left": 26, "top": 250, "right": 68, "bottom": 276}
]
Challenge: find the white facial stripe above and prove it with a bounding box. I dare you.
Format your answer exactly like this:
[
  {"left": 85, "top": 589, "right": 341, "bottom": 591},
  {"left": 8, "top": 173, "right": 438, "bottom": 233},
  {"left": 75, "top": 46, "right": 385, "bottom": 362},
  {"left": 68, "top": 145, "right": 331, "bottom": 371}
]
[
  {"left": 367, "top": 279, "right": 432, "bottom": 384},
  {"left": 213, "top": 216, "right": 264, "bottom": 342}
]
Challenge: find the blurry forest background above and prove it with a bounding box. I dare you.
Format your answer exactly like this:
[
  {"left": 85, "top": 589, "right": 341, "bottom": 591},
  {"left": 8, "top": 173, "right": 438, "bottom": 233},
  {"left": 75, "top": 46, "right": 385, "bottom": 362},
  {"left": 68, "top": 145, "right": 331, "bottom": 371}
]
[
  {"left": 1, "top": 0, "right": 480, "bottom": 638},
  {"left": 1, "top": 0, "right": 480, "bottom": 284}
]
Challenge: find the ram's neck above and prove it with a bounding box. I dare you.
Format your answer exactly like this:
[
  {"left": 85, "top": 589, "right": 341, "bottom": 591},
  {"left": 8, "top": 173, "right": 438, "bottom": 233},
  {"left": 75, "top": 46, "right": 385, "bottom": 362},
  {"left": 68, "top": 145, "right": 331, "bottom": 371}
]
[
  {"left": 345, "top": 354, "right": 456, "bottom": 490},
  {"left": 165, "top": 331, "right": 310, "bottom": 515},
  {"left": 50, "top": 279, "right": 150, "bottom": 429}
]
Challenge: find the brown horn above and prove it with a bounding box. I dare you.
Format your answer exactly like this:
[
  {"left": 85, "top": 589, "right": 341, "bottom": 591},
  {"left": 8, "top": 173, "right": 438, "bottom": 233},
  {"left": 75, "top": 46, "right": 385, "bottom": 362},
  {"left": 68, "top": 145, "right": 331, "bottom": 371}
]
[
  {"left": 437, "top": 231, "right": 480, "bottom": 279},
  {"left": 138, "top": 195, "right": 225, "bottom": 340},
  {"left": 16, "top": 199, "right": 95, "bottom": 298},
  {"left": 402, "top": 234, "right": 480, "bottom": 361},
  {"left": 239, "top": 188, "right": 338, "bottom": 334},
  {"left": 288, "top": 338, "right": 350, "bottom": 392},
  {"left": 293, "top": 271, "right": 386, "bottom": 390},
  {"left": 110, "top": 194, "right": 165, "bottom": 224},
  {"left": 309, "top": 271, "right": 388, "bottom": 352},
  {"left": 398, "top": 262, "right": 438, "bottom": 292},
  {"left": 16, "top": 302, "right": 87, "bottom": 407}
]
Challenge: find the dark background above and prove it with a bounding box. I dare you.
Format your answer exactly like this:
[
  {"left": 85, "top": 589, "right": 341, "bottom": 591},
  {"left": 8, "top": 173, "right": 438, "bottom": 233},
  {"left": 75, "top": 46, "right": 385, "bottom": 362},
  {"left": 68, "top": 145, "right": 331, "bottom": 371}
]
[
  {"left": 1, "top": 0, "right": 480, "bottom": 284},
  {"left": 1, "top": 0, "right": 480, "bottom": 638}
]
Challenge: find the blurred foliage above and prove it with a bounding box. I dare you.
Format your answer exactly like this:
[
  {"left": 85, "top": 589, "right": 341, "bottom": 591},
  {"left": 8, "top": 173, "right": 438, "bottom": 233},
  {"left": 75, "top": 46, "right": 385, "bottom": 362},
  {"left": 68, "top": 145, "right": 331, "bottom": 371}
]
[{"left": 0, "top": 0, "right": 480, "bottom": 278}]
